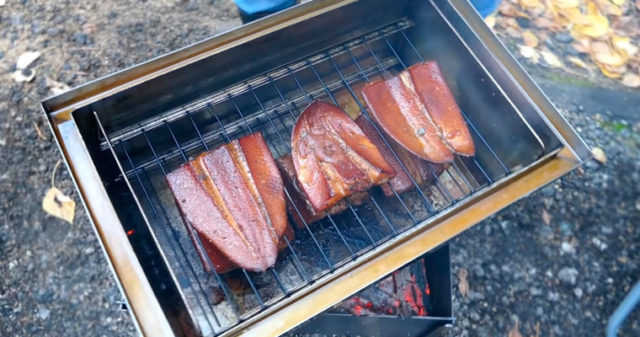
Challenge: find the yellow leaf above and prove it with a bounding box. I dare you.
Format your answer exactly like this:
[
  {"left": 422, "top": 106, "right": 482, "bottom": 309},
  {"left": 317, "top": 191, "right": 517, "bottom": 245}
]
[
  {"left": 552, "top": 0, "right": 579, "bottom": 8},
  {"left": 612, "top": 35, "right": 638, "bottom": 58},
  {"left": 621, "top": 73, "right": 640, "bottom": 87},
  {"left": 42, "top": 187, "right": 76, "bottom": 224},
  {"left": 522, "top": 30, "right": 539, "bottom": 47},
  {"left": 519, "top": 45, "right": 541, "bottom": 63},
  {"left": 592, "top": 147, "right": 607, "bottom": 164},
  {"left": 610, "top": 0, "right": 625, "bottom": 5},
  {"left": 597, "top": 62, "right": 625, "bottom": 78},
  {"left": 593, "top": 46, "right": 627, "bottom": 67},
  {"left": 485, "top": 15, "right": 496, "bottom": 29},
  {"left": 540, "top": 50, "right": 564, "bottom": 67},
  {"left": 573, "top": 2, "right": 609, "bottom": 38},
  {"left": 519, "top": 0, "right": 543, "bottom": 8},
  {"left": 567, "top": 56, "right": 589, "bottom": 68}
]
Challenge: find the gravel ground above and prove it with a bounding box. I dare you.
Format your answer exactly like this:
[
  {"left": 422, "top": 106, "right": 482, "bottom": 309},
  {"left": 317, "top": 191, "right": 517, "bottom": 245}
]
[{"left": 0, "top": 1, "right": 638, "bottom": 337}]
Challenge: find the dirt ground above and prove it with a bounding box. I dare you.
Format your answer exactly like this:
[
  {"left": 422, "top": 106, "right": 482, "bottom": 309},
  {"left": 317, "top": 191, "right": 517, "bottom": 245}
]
[{"left": 0, "top": 1, "right": 639, "bottom": 337}]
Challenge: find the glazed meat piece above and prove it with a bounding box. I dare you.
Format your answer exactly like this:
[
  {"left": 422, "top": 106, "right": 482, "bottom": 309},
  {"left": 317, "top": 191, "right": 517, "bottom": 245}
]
[
  {"left": 291, "top": 101, "right": 395, "bottom": 212},
  {"left": 354, "top": 115, "right": 414, "bottom": 195},
  {"left": 408, "top": 62, "right": 475, "bottom": 156},
  {"left": 276, "top": 154, "right": 348, "bottom": 229},
  {"left": 167, "top": 165, "right": 241, "bottom": 273},
  {"left": 167, "top": 132, "right": 290, "bottom": 273},
  {"left": 362, "top": 72, "right": 453, "bottom": 163},
  {"left": 355, "top": 115, "right": 447, "bottom": 197}
]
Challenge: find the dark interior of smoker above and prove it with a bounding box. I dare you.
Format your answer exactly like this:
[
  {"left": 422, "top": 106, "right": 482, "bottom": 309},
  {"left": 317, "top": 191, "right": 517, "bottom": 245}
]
[
  {"left": 291, "top": 243, "right": 453, "bottom": 337},
  {"left": 69, "top": 0, "right": 563, "bottom": 335}
]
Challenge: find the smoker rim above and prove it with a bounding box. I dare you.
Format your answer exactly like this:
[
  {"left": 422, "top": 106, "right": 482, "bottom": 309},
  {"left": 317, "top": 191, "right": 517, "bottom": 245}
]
[{"left": 41, "top": 0, "right": 590, "bottom": 336}]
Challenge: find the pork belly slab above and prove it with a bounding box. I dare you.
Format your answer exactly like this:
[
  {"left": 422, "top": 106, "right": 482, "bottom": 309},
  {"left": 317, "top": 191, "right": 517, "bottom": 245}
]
[
  {"left": 408, "top": 62, "right": 475, "bottom": 156},
  {"left": 362, "top": 72, "right": 453, "bottom": 163},
  {"left": 291, "top": 101, "right": 395, "bottom": 212},
  {"left": 167, "top": 132, "right": 290, "bottom": 273}
]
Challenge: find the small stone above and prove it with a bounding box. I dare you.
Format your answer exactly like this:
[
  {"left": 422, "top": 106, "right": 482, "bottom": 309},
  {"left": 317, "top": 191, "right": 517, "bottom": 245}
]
[
  {"left": 561, "top": 241, "right": 576, "bottom": 254},
  {"left": 559, "top": 221, "right": 573, "bottom": 236},
  {"left": 46, "top": 27, "right": 59, "bottom": 37},
  {"left": 591, "top": 237, "right": 608, "bottom": 251},
  {"left": 472, "top": 265, "right": 485, "bottom": 278},
  {"left": 558, "top": 267, "right": 579, "bottom": 286},
  {"left": 38, "top": 307, "right": 50, "bottom": 320},
  {"left": 470, "top": 311, "right": 481, "bottom": 321},
  {"left": 548, "top": 291, "right": 560, "bottom": 301},
  {"left": 541, "top": 185, "right": 555, "bottom": 197},
  {"left": 573, "top": 287, "right": 583, "bottom": 298},
  {"left": 554, "top": 32, "right": 573, "bottom": 43},
  {"left": 74, "top": 32, "right": 88, "bottom": 45},
  {"left": 536, "top": 307, "right": 544, "bottom": 316},
  {"left": 529, "top": 287, "right": 542, "bottom": 296}
]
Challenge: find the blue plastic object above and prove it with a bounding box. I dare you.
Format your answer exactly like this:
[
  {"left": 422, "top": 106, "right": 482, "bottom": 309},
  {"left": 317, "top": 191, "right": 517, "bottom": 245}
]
[
  {"left": 468, "top": 0, "right": 501, "bottom": 17},
  {"left": 234, "top": 0, "right": 296, "bottom": 16},
  {"left": 607, "top": 281, "right": 640, "bottom": 337}
]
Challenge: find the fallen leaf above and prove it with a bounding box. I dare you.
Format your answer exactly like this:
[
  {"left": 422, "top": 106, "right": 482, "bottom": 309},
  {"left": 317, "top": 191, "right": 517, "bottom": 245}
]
[
  {"left": 520, "top": 0, "right": 543, "bottom": 7},
  {"left": 16, "top": 51, "right": 41, "bottom": 69},
  {"left": 597, "top": 62, "right": 626, "bottom": 78},
  {"left": 572, "top": 39, "right": 592, "bottom": 54},
  {"left": 33, "top": 122, "right": 47, "bottom": 141},
  {"left": 522, "top": 30, "right": 540, "bottom": 47},
  {"left": 508, "top": 320, "right": 523, "bottom": 337},
  {"left": 573, "top": 2, "right": 610, "bottom": 38},
  {"left": 458, "top": 268, "right": 469, "bottom": 297},
  {"left": 42, "top": 187, "right": 76, "bottom": 224},
  {"left": 82, "top": 23, "right": 97, "bottom": 34},
  {"left": 485, "top": 15, "right": 496, "bottom": 29},
  {"left": 551, "top": 0, "right": 579, "bottom": 8},
  {"left": 594, "top": 48, "right": 626, "bottom": 67},
  {"left": 542, "top": 209, "right": 552, "bottom": 225},
  {"left": 12, "top": 69, "right": 35, "bottom": 83},
  {"left": 519, "top": 45, "right": 541, "bottom": 63},
  {"left": 506, "top": 26, "right": 523, "bottom": 39},
  {"left": 45, "top": 77, "right": 71, "bottom": 95},
  {"left": 612, "top": 35, "right": 638, "bottom": 58},
  {"left": 567, "top": 56, "right": 589, "bottom": 68},
  {"left": 621, "top": 73, "right": 640, "bottom": 87},
  {"left": 636, "top": 0, "right": 640, "bottom": 10},
  {"left": 610, "top": 0, "right": 625, "bottom": 5},
  {"left": 592, "top": 147, "right": 607, "bottom": 164},
  {"left": 540, "top": 50, "right": 564, "bottom": 67}
]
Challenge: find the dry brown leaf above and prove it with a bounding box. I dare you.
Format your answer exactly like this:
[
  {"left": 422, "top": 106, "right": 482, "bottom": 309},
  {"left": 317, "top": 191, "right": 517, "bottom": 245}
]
[
  {"left": 542, "top": 209, "right": 552, "bottom": 225},
  {"left": 42, "top": 187, "right": 76, "bottom": 224},
  {"left": 519, "top": 45, "right": 541, "bottom": 63},
  {"left": 506, "top": 26, "right": 523, "bottom": 39},
  {"left": 592, "top": 147, "right": 607, "bottom": 164},
  {"left": 45, "top": 77, "right": 71, "bottom": 96},
  {"left": 573, "top": 2, "right": 610, "bottom": 38},
  {"left": 572, "top": 39, "right": 592, "bottom": 54},
  {"left": 621, "top": 73, "right": 640, "bottom": 87},
  {"left": 540, "top": 50, "right": 564, "bottom": 67},
  {"left": 458, "top": 268, "right": 469, "bottom": 297},
  {"left": 522, "top": 30, "right": 540, "bottom": 47},
  {"left": 567, "top": 56, "right": 589, "bottom": 68},
  {"left": 508, "top": 320, "right": 524, "bottom": 337}
]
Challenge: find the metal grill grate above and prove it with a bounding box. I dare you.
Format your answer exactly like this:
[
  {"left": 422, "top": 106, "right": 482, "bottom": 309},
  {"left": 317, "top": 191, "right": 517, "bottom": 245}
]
[{"left": 95, "top": 19, "right": 541, "bottom": 336}]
